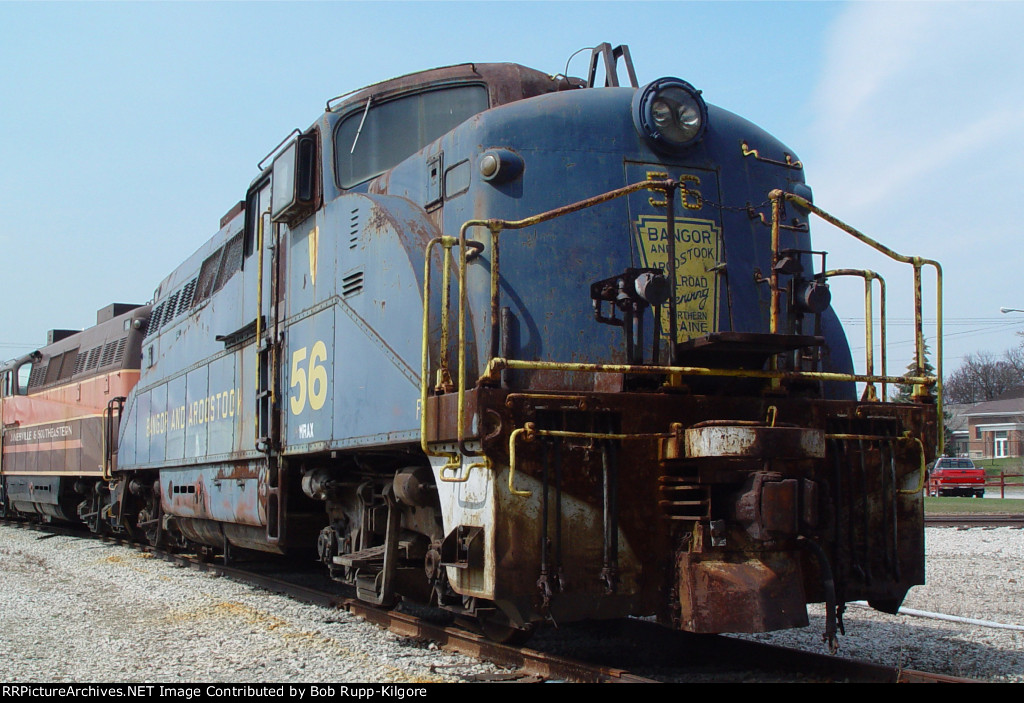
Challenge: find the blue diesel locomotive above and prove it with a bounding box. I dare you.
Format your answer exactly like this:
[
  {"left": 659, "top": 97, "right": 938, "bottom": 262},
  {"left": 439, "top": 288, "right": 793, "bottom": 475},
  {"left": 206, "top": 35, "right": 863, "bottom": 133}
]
[{"left": 1, "top": 45, "right": 940, "bottom": 646}]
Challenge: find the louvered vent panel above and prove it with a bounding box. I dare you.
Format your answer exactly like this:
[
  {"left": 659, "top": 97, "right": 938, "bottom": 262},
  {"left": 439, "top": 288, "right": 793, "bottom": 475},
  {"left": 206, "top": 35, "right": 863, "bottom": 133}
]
[
  {"left": 342, "top": 271, "right": 364, "bottom": 297},
  {"left": 74, "top": 348, "right": 94, "bottom": 375},
  {"left": 178, "top": 277, "right": 198, "bottom": 314},
  {"left": 100, "top": 340, "right": 118, "bottom": 367},
  {"left": 85, "top": 346, "right": 102, "bottom": 371},
  {"left": 28, "top": 366, "right": 46, "bottom": 389},
  {"left": 215, "top": 234, "right": 243, "bottom": 293},
  {"left": 349, "top": 207, "right": 360, "bottom": 249},
  {"left": 147, "top": 303, "right": 165, "bottom": 337},
  {"left": 195, "top": 248, "right": 222, "bottom": 304},
  {"left": 163, "top": 292, "right": 180, "bottom": 327},
  {"left": 112, "top": 337, "right": 127, "bottom": 365}
]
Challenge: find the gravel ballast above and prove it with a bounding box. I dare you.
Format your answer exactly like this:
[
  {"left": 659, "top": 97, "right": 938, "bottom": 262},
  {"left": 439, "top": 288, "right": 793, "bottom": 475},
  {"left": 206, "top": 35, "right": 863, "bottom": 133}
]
[
  {"left": 731, "top": 526, "right": 1024, "bottom": 682},
  {"left": 0, "top": 526, "right": 503, "bottom": 684},
  {"left": 0, "top": 524, "right": 1020, "bottom": 682}
]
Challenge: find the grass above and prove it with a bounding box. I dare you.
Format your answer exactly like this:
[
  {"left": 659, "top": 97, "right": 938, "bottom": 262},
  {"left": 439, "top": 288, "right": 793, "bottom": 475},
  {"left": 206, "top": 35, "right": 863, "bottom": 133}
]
[
  {"left": 971, "top": 457, "right": 1024, "bottom": 476},
  {"left": 924, "top": 496, "right": 1023, "bottom": 514}
]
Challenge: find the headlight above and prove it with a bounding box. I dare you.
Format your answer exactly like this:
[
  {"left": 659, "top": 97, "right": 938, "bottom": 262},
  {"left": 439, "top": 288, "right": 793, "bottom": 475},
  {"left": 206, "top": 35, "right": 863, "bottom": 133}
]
[{"left": 632, "top": 77, "right": 707, "bottom": 153}]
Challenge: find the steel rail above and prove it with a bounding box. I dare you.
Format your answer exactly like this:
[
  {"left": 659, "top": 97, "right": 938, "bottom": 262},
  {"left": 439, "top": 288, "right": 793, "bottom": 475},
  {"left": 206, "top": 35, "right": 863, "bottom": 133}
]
[{"left": 925, "top": 513, "right": 1024, "bottom": 528}]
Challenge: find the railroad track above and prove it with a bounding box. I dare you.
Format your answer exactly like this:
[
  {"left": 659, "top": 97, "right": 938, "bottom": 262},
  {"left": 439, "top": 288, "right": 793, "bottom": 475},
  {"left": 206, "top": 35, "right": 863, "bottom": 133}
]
[
  {"left": 0, "top": 518, "right": 978, "bottom": 682},
  {"left": 121, "top": 542, "right": 985, "bottom": 682},
  {"left": 138, "top": 546, "right": 975, "bottom": 683},
  {"left": 925, "top": 514, "right": 1024, "bottom": 528}
]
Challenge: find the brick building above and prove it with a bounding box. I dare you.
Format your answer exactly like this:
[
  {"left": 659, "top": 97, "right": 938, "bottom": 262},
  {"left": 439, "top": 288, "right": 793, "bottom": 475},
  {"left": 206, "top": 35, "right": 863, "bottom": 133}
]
[{"left": 962, "top": 394, "right": 1024, "bottom": 459}]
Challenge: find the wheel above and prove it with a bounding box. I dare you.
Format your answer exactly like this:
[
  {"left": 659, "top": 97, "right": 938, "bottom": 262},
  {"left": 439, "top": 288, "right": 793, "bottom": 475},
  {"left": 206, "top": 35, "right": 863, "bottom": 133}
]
[
  {"left": 478, "top": 614, "right": 535, "bottom": 645},
  {"left": 461, "top": 597, "right": 536, "bottom": 645},
  {"left": 137, "top": 506, "right": 164, "bottom": 547},
  {"left": 975, "top": 490, "right": 985, "bottom": 498}
]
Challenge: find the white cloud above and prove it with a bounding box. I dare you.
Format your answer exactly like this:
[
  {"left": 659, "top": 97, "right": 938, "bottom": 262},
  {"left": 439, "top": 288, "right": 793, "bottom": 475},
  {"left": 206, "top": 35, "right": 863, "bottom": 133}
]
[
  {"left": 814, "top": 3, "right": 935, "bottom": 133},
  {"left": 832, "top": 105, "right": 1024, "bottom": 212},
  {"left": 809, "top": 2, "right": 1024, "bottom": 215},
  {"left": 807, "top": 2, "right": 1024, "bottom": 368}
]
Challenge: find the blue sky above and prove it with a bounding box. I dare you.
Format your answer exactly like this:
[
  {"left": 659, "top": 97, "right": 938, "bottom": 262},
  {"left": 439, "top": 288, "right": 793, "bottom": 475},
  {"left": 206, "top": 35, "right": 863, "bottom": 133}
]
[{"left": 1, "top": 1, "right": 1022, "bottom": 380}]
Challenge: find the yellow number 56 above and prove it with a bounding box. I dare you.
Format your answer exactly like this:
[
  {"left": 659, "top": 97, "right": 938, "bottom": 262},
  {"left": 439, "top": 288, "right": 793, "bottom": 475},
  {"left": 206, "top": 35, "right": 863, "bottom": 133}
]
[{"left": 290, "top": 340, "right": 328, "bottom": 415}]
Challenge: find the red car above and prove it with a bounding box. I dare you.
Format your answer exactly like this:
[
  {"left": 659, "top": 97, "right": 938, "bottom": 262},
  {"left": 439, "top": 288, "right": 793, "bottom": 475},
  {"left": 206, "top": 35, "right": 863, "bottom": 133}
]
[{"left": 928, "top": 457, "right": 986, "bottom": 497}]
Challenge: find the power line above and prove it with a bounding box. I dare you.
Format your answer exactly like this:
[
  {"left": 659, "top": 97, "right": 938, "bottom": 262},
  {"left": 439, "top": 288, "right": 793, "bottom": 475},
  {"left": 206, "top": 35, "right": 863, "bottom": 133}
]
[{"left": 842, "top": 318, "right": 1021, "bottom": 326}]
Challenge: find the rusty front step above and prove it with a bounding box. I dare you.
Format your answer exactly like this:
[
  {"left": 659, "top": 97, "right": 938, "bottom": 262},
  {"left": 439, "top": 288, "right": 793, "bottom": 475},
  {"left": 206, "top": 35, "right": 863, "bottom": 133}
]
[
  {"left": 658, "top": 476, "right": 710, "bottom": 520},
  {"left": 334, "top": 544, "right": 385, "bottom": 569}
]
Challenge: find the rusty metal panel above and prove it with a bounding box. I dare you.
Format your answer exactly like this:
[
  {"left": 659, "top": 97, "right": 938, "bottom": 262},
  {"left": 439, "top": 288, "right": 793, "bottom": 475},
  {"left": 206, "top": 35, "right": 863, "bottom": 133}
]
[
  {"left": 160, "top": 463, "right": 265, "bottom": 527},
  {"left": 686, "top": 424, "right": 825, "bottom": 459},
  {"left": 676, "top": 551, "right": 809, "bottom": 633},
  {"left": 424, "top": 390, "right": 478, "bottom": 443},
  {"left": 760, "top": 478, "right": 799, "bottom": 534}
]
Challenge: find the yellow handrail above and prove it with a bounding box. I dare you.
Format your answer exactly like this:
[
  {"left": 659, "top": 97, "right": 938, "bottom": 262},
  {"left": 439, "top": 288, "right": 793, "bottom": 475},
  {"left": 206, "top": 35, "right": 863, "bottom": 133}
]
[
  {"left": 508, "top": 422, "right": 678, "bottom": 497},
  {"left": 481, "top": 358, "right": 933, "bottom": 388},
  {"left": 771, "top": 191, "right": 943, "bottom": 453},
  {"left": 823, "top": 269, "right": 887, "bottom": 400},
  {"left": 418, "top": 181, "right": 944, "bottom": 468}
]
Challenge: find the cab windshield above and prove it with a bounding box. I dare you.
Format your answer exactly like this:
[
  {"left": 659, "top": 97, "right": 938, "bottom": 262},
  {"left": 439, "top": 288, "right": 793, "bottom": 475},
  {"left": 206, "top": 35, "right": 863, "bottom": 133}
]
[{"left": 334, "top": 84, "right": 488, "bottom": 189}]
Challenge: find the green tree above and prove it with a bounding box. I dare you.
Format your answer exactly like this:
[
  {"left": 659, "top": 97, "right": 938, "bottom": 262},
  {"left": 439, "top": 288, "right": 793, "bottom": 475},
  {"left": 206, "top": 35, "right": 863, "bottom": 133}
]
[
  {"left": 891, "top": 343, "right": 936, "bottom": 402},
  {"left": 892, "top": 344, "right": 957, "bottom": 455}
]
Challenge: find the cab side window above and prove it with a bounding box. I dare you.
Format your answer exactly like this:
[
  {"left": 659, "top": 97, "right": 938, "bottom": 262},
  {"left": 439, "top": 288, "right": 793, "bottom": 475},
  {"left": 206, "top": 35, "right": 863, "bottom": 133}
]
[{"left": 16, "top": 362, "right": 30, "bottom": 395}]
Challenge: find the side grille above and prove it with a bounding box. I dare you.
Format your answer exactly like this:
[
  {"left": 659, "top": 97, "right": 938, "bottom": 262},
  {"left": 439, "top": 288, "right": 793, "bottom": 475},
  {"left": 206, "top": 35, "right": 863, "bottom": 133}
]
[
  {"left": 85, "top": 346, "right": 102, "bottom": 371},
  {"left": 28, "top": 366, "right": 46, "bottom": 389},
  {"left": 111, "top": 337, "right": 127, "bottom": 366},
  {"left": 146, "top": 302, "right": 165, "bottom": 338},
  {"left": 99, "top": 340, "right": 118, "bottom": 367},
  {"left": 342, "top": 270, "right": 364, "bottom": 297},
  {"left": 177, "top": 277, "right": 198, "bottom": 314},
  {"left": 74, "top": 348, "right": 95, "bottom": 375}
]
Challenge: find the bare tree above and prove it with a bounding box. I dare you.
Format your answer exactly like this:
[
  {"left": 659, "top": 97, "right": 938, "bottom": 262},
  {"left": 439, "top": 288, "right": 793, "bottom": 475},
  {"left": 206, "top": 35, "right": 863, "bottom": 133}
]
[
  {"left": 1004, "top": 345, "right": 1024, "bottom": 377},
  {"left": 944, "top": 351, "right": 1024, "bottom": 403}
]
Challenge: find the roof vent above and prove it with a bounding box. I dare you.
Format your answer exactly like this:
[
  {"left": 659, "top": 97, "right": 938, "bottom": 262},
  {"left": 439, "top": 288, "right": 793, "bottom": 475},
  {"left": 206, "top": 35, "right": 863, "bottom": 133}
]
[{"left": 46, "top": 329, "right": 78, "bottom": 345}]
